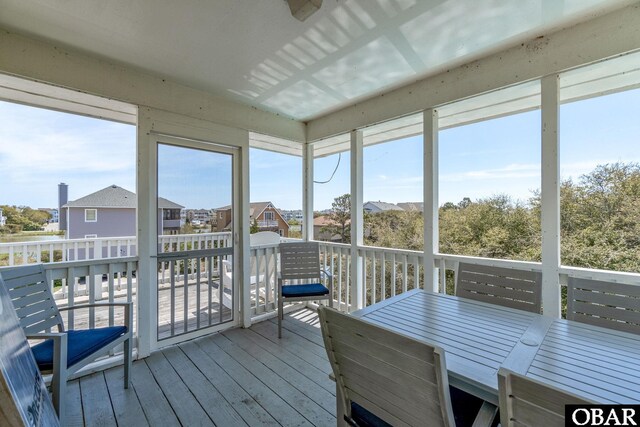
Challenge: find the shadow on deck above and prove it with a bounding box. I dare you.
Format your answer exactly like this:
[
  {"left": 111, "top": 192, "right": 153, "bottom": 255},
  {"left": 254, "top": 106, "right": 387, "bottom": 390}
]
[{"left": 67, "top": 309, "right": 336, "bottom": 426}]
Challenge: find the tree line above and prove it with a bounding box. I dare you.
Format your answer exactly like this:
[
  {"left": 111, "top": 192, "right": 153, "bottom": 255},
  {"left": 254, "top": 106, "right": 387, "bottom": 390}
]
[
  {"left": 324, "top": 162, "right": 640, "bottom": 273},
  {"left": 0, "top": 205, "right": 51, "bottom": 234}
]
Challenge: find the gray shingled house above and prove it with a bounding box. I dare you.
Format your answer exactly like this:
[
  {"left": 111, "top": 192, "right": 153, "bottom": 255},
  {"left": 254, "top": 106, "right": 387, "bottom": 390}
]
[{"left": 61, "top": 185, "right": 184, "bottom": 239}]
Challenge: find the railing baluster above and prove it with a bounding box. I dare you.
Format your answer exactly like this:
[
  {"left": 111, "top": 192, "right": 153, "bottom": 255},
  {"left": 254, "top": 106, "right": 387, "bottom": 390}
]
[
  {"left": 108, "top": 263, "right": 115, "bottom": 327},
  {"left": 402, "top": 254, "right": 408, "bottom": 294},
  {"left": 183, "top": 258, "right": 189, "bottom": 333},
  {"left": 440, "top": 258, "right": 447, "bottom": 294},
  {"left": 67, "top": 266, "right": 75, "bottom": 328},
  {"left": 391, "top": 252, "right": 396, "bottom": 298},
  {"left": 381, "top": 253, "right": 386, "bottom": 301},
  {"left": 265, "top": 248, "right": 271, "bottom": 311},
  {"left": 170, "top": 259, "right": 175, "bottom": 337},
  {"left": 208, "top": 256, "right": 213, "bottom": 326},
  {"left": 196, "top": 257, "right": 201, "bottom": 330},
  {"left": 372, "top": 251, "right": 377, "bottom": 305},
  {"left": 88, "top": 265, "right": 96, "bottom": 329}
]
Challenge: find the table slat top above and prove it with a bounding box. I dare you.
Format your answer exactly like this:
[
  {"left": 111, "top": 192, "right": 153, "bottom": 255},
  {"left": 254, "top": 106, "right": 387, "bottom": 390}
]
[{"left": 527, "top": 319, "right": 640, "bottom": 404}]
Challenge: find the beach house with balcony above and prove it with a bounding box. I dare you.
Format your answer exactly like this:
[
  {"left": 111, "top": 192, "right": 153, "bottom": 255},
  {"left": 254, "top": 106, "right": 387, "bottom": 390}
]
[
  {"left": 214, "top": 201, "right": 290, "bottom": 237},
  {"left": 61, "top": 184, "right": 184, "bottom": 239}
]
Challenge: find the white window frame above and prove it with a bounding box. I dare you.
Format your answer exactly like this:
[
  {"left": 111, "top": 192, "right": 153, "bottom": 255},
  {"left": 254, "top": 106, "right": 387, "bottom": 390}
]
[
  {"left": 278, "top": 229, "right": 284, "bottom": 236},
  {"left": 85, "top": 208, "right": 97, "bottom": 222}
]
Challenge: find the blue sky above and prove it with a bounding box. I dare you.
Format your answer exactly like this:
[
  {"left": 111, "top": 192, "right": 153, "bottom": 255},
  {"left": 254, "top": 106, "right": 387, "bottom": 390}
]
[{"left": 1, "top": 88, "right": 639, "bottom": 211}]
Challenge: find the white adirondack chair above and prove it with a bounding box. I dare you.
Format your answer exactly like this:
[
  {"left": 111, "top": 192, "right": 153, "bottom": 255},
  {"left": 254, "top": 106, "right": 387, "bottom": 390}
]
[{"left": 0, "top": 264, "right": 133, "bottom": 423}]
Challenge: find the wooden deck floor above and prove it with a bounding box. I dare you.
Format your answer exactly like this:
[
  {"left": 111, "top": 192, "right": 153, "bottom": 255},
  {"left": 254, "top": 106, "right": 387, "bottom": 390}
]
[{"left": 67, "top": 309, "right": 337, "bottom": 427}]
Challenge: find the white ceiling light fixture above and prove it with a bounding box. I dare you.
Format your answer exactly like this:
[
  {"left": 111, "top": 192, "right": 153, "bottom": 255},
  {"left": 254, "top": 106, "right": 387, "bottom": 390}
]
[{"left": 286, "top": 0, "right": 322, "bottom": 22}]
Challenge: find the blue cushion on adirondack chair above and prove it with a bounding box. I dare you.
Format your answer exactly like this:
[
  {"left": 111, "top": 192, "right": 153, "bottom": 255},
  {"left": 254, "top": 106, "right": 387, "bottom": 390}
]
[
  {"left": 31, "top": 326, "right": 128, "bottom": 370},
  {"left": 281, "top": 283, "right": 330, "bottom": 297}
]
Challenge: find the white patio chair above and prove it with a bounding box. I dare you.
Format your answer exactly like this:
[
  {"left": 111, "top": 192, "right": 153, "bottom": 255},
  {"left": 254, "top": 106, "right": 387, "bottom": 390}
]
[
  {"left": 319, "top": 306, "right": 496, "bottom": 427},
  {"left": 0, "top": 264, "right": 133, "bottom": 423},
  {"left": 278, "top": 241, "right": 332, "bottom": 338},
  {"left": 498, "top": 368, "right": 594, "bottom": 427},
  {"left": 456, "top": 263, "right": 542, "bottom": 313},
  {"left": 567, "top": 276, "right": 640, "bottom": 334}
]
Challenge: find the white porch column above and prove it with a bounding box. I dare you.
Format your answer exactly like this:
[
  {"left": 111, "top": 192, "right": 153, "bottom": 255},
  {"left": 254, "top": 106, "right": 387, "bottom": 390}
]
[
  {"left": 424, "top": 109, "right": 439, "bottom": 292},
  {"left": 303, "top": 143, "right": 314, "bottom": 241},
  {"left": 241, "top": 143, "right": 252, "bottom": 328},
  {"left": 135, "top": 110, "right": 157, "bottom": 358},
  {"left": 350, "top": 130, "right": 364, "bottom": 311},
  {"left": 541, "top": 75, "right": 561, "bottom": 317}
]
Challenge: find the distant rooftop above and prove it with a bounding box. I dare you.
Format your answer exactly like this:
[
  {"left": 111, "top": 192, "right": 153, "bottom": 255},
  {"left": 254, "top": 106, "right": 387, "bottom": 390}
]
[{"left": 64, "top": 185, "right": 184, "bottom": 209}]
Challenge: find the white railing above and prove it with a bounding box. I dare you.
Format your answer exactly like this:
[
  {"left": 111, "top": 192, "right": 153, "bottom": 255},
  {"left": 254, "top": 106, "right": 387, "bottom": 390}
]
[
  {"left": 359, "top": 245, "right": 424, "bottom": 307},
  {"left": 0, "top": 232, "right": 233, "bottom": 266},
  {"left": 249, "top": 243, "right": 279, "bottom": 316},
  {"left": 257, "top": 220, "right": 279, "bottom": 228},
  {"left": 319, "top": 242, "right": 351, "bottom": 311},
  {"left": 40, "top": 257, "right": 138, "bottom": 332}
]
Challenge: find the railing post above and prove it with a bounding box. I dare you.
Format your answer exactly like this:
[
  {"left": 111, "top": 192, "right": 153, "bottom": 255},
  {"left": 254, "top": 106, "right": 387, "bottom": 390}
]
[
  {"left": 424, "top": 108, "right": 439, "bottom": 292},
  {"left": 303, "top": 142, "right": 314, "bottom": 241},
  {"left": 541, "top": 75, "right": 561, "bottom": 318},
  {"left": 350, "top": 130, "right": 364, "bottom": 311}
]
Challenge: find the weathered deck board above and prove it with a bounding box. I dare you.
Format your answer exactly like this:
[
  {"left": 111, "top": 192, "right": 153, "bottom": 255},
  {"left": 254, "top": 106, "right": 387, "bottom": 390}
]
[{"left": 69, "top": 309, "right": 336, "bottom": 426}]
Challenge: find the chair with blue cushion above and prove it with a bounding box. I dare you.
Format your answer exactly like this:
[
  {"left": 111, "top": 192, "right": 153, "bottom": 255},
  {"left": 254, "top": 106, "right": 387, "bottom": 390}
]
[
  {"left": 278, "top": 241, "right": 332, "bottom": 338},
  {"left": 0, "top": 264, "right": 132, "bottom": 423},
  {"left": 318, "top": 306, "right": 497, "bottom": 427}
]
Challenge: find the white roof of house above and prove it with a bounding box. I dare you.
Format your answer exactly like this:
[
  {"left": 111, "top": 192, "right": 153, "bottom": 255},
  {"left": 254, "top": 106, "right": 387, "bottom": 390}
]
[{"left": 364, "top": 201, "right": 404, "bottom": 212}]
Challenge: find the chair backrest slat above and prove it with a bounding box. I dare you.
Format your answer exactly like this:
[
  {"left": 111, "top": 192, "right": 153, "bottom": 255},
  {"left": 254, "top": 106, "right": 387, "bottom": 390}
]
[
  {"left": 319, "top": 307, "right": 455, "bottom": 427},
  {"left": 498, "top": 368, "right": 594, "bottom": 427},
  {"left": 567, "top": 277, "right": 640, "bottom": 334},
  {"left": 279, "top": 241, "right": 321, "bottom": 281},
  {"left": 456, "top": 263, "right": 542, "bottom": 313},
  {"left": 0, "top": 264, "right": 63, "bottom": 333}
]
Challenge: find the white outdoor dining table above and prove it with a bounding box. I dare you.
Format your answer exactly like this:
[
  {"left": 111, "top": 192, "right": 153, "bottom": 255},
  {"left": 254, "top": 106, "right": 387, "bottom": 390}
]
[{"left": 353, "top": 288, "right": 640, "bottom": 405}]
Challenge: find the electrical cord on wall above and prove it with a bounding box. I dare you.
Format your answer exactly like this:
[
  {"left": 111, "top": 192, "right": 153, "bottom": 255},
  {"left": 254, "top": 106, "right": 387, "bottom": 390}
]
[{"left": 313, "top": 152, "right": 341, "bottom": 184}]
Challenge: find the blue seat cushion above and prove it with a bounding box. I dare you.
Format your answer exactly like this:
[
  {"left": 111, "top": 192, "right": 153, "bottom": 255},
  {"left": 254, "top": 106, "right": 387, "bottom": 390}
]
[
  {"left": 281, "top": 283, "right": 330, "bottom": 298},
  {"left": 350, "top": 402, "right": 392, "bottom": 427},
  {"left": 31, "top": 326, "right": 128, "bottom": 370}
]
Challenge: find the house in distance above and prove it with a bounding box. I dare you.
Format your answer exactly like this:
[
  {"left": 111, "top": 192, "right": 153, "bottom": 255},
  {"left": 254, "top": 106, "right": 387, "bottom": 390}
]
[
  {"left": 214, "top": 201, "right": 289, "bottom": 237},
  {"left": 59, "top": 184, "right": 184, "bottom": 240}
]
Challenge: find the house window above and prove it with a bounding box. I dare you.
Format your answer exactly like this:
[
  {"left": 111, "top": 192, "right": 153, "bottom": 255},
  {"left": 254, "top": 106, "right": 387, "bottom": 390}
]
[
  {"left": 85, "top": 234, "right": 97, "bottom": 239},
  {"left": 264, "top": 211, "right": 274, "bottom": 221},
  {"left": 219, "top": 212, "right": 223, "bottom": 219},
  {"left": 85, "top": 209, "right": 97, "bottom": 222},
  {"left": 278, "top": 229, "right": 284, "bottom": 236}
]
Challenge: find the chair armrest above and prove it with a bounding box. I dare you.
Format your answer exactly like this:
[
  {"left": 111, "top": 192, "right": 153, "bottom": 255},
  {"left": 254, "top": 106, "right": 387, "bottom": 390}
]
[
  {"left": 26, "top": 332, "right": 66, "bottom": 341},
  {"left": 321, "top": 267, "right": 333, "bottom": 280},
  {"left": 26, "top": 332, "right": 69, "bottom": 371},
  {"left": 58, "top": 302, "right": 133, "bottom": 330},
  {"left": 58, "top": 302, "right": 133, "bottom": 311}
]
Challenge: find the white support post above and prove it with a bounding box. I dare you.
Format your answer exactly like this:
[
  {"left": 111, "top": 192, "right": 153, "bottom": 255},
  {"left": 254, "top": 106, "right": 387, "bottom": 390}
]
[
  {"left": 303, "top": 143, "right": 314, "bottom": 241},
  {"left": 240, "top": 143, "right": 252, "bottom": 328},
  {"left": 350, "top": 130, "right": 364, "bottom": 311},
  {"left": 136, "top": 109, "right": 156, "bottom": 358},
  {"left": 541, "top": 75, "right": 561, "bottom": 318},
  {"left": 424, "top": 109, "right": 439, "bottom": 292}
]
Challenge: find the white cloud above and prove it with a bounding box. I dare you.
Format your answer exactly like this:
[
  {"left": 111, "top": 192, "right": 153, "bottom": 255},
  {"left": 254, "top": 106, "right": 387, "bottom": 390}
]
[{"left": 440, "top": 163, "right": 540, "bottom": 182}]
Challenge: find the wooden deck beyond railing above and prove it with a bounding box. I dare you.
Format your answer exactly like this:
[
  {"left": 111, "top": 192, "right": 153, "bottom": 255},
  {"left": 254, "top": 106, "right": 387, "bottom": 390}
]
[{"left": 66, "top": 309, "right": 336, "bottom": 427}]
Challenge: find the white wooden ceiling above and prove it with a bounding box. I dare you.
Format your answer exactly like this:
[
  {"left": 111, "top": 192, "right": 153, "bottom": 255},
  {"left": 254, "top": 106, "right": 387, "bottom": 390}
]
[{"left": 0, "top": 0, "right": 633, "bottom": 122}]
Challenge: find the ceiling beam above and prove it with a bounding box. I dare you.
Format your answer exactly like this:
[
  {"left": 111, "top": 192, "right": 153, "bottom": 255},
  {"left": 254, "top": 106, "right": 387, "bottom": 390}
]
[
  {"left": 306, "top": 3, "right": 640, "bottom": 142},
  {"left": 0, "top": 28, "right": 306, "bottom": 143}
]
